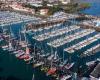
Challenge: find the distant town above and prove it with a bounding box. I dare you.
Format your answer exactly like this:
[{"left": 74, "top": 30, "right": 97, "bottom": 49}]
[{"left": 0, "top": 0, "right": 90, "bottom": 17}]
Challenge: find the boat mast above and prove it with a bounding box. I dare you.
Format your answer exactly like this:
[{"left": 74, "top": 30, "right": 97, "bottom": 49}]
[
  {"left": 21, "top": 18, "right": 27, "bottom": 45},
  {"left": 1, "top": 23, "right": 4, "bottom": 33},
  {"left": 50, "top": 19, "right": 54, "bottom": 68},
  {"left": 19, "top": 29, "right": 22, "bottom": 44},
  {"left": 32, "top": 73, "right": 34, "bottom": 80},
  {"left": 9, "top": 22, "right": 12, "bottom": 40},
  {"left": 54, "top": 47, "right": 58, "bottom": 60},
  {"left": 24, "top": 26, "right": 27, "bottom": 45},
  {"left": 63, "top": 47, "right": 65, "bottom": 63},
  {"left": 8, "top": 22, "right": 13, "bottom": 51}
]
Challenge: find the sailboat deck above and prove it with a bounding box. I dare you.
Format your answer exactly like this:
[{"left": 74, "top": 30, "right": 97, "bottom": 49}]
[
  {"left": 33, "top": 25, "right": 80, "bottom": 41},
  {"left": 83, "top": 44, "right": 100, "bottom": 56},
  {"left": 47, "top": 29, "right": 95, "bottom": 48},
  {"left": 0, "top": 11, "right": 39, "bottom": 26},
  {"left": 32, "top": 24, "right": 61, "bottom": 32},
  {"left": 64, "top": 33, "right": 100, "bottom": 53},
  {"left": 27, "top": 14, "right": 100, "bottom": 57}
]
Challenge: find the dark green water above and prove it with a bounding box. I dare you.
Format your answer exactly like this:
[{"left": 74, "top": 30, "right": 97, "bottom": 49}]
[
  {"left": 0, "top": 48, "right": 56, "bottom": 80},
  {"left": 0, "top": 48, "right": 33, "bottom": 80}
]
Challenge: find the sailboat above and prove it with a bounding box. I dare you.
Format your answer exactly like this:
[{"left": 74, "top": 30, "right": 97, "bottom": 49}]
[
  {"left": 1, "top": 23, "right": 10, "bottom": 38},
  {"left": 46, "top": 66, "right": 57, "bottom": 76},
  {"left": 59, "top": 46, "right": 68, "bottom": 68},
  {"left": 19, "top": 26, "right": 33, "bottom": 61},
  {"left": 1, "top": 24, "right": 9, "bottom": 50},
  {"left": 19, "top": 21, "right": 31, "bottom": 48},
  {"left": 19, "top": 47, "right": 29, "bottom": 59},
  {"left": 15, "top": 26, "right": 29, "bottom": 58},
  {"left": 64, "top": 56, "right": 74, "bottom": 70},
  {"left": 32, "top": 31, "right": 45, "bottom": 68},
  {"left": 46, "top": 55, "right": 57, "bottom": 76},
  {"left": 24, "top": 47, "right": 33, "bottom": 62},
  {"left": 46, "top": 48, "right": 57, "bottom": 76},
  {"left": 2, "top": 24, "right": 14, "bottom": 51},
  {"left": 0, "top": 25, "right": 4, "bottom": 42},
  {"left": 8, "top": 25, "right": 14, "bottom": 52},
  {"left": 47, "top": 41, "right": 55, "bottom": 61},
  {"left": 53, "top": 48, "right": 61, "bottom": 64},
  {"left": 60, "top": 75, "right": 72, "bottom": 80}
]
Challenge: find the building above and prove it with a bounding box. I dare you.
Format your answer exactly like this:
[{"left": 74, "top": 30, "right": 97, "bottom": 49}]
[
  {"left": 59, "top": 0, "right": 70, "bottom": 4},
  {"left": 9, "top": 2, "right": 35, "bottom": 14},
  {"left": 40, "top": 8, "right": 49, "bottom": 15}
]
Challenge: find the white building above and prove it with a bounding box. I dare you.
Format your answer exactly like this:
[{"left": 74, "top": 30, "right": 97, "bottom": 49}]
[{"left": 59, "top": 0, "right": 70, "bottom": 4}]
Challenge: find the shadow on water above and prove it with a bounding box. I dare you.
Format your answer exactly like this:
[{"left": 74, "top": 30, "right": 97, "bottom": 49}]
[
  {"left": 0, "top": 67, "right": 3, "bottom": 72},
  {"left": 0, "top": 48, "right": 33, "bottom": 80},
  {"left": 0, "top": 76, "right": 21, "bottom": 80}
]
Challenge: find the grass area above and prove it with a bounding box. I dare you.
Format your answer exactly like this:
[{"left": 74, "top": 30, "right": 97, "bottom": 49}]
[
  {"left": 47, "top": 5, "right": 63, "bottom": 15},
  {"left": 62, "top": 3, "right": 91, "bottom": 13},
  {"left": 79, "top": 3, "right": 91, "bottom": 9}
]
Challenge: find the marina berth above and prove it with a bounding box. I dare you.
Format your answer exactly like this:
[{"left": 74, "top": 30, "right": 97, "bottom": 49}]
[
  {"left": 0, "top": 38, "right": 3, "bottom": 42},
  {"left": 83, "top": 44, "right": 100, "bottom": 56},
  {"left": 2, "top": 45, "right": 9, "bottom": 51},
  {"left": 74, "top": 38, "right": 97, "bottom": 50},
  {"left": 47, "top": 54, "right": 55, "bottom": 61},
  {"left": 15, "top": 50, "right": 25, "bottom": 58},
  {"left": 0, "top": 35, "right": 4, "bottom": 41},
  {"left": 60, "top": 75, "right": 72, "bottom": 80},
  {"left": 31, "top": 23, "right": 61, "bottom": 33},
  {"left": 46, "top": 67, "right": 57, "bottom": 76},
  {"left": 48, "top": 29, "right": 95, "bottom": 48},
  {"left": 19, "top": 49, "right": 32, "bottom": 60},
  {"left": 43, "top": 23, "right": 62, "bottom": 30},
  {"left": 24, "top": 56, "right": 33, "bottom": 62},
  {"left": 86, "top": 60, "right": 96, "bottom": 66},
  {"left": 33, "top": 62, "right": 44, "bottom": 68},
  {"left": 33, "top": 25, "right": 80, "bottom": 41},
  {"left": 64, "top": 33, "right": 100, "bottom": 53},
  {"left": 44, "top": 23, "right": 61, "bottom": 30},
  {"left": 64, "top": 62, "right": 75, "bottom": 70},
  {"left": 74, "top": 34, "right": 100, "bottom": 50},
  {"left": 0, "top": 11, "right": 40, "bottom": 26},
  {"left": 50, "top": 12, "right": 78, "bottom": 20}
]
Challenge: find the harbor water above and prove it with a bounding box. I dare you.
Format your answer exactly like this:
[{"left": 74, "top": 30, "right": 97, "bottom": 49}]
[
  {"left": 0, "top": 0, "right": 100, "bottom": 80},
  {"left": 80, "top": 0, "right": 100, "bottom": 16},
  {"left": 0, "top": 48, "right": 33, "bottom": 80}
]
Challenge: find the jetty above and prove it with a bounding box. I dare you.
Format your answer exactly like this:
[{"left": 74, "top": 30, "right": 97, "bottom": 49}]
[{"left": 26, "top": 13, "right": 100, "bottom": 32}]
